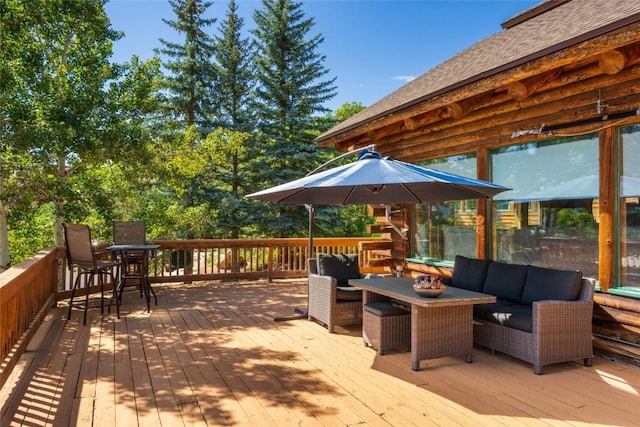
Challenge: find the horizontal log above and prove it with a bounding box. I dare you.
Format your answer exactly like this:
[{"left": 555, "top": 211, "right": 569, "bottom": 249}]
[
  {"left": 358, "top": 240, "right": 394, "bottom": 251},
  {"left": 592, "top": 305, "right": 640, "bottom": 328},
  {"left": 593, "top": 335, "right": 640, "bottom": 363},
  {"left": 383, "top": 92, "right": 640, "bottom": 161},
  {"left": 366, "top": 225, "right": 387, "bottom": 234},
  {"left": 352, "top": 45, "right": 640, "bottom": 157},
  {"left": 360, "top": 265, "right": 392, "bottom": 274},
  {"left": 370, "top": 221, "right": 402, "bottom": 235},
  {"left": 369, "top": 205, "right": 404, "bottom": 217},
  {"left": 595, "top": 292, "right": 640, "bottom": 314},
  {"left": 367, "top": 258, "right": 394, "bottom": 267},
  {"left": 593, "top": 320, "right": 640, "bottom": 345}
]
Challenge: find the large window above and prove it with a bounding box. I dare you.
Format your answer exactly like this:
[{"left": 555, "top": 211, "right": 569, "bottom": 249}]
[
  {"left": 413, "top": 154, "right": 477, "bottom": 261},
  {"left": 491, "top": 135, "right": 599, "bottom": 277},
  {"left": 618, "top": 125, "right": 640, "bottom": 288}
]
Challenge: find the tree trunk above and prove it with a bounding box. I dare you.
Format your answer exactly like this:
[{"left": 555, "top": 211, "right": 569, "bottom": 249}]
[
  {"left": 0, "top": 186, "right": 10, "bottom": 269},
  {"left": 0, "top": 137, "right": 10, "bottom": 269},
  {"left": 54, "top": 154, "right": 66, "bottom": 247}
]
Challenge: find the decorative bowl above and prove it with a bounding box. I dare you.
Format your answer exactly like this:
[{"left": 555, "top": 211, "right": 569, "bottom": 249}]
[{"left": 413, "top": 285, "right": 446, "bottom": 298}]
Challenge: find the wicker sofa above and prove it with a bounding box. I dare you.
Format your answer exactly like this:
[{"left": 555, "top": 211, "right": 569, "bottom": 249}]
[
  {"left": 308, "top": 254, "right": 363, "bottom": 333},
  {"left": 447, "top": 255, "right": 595, "bottom": 374}
]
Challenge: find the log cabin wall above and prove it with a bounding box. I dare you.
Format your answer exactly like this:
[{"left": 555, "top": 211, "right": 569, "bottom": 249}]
[{"left": 318, "top": 1, "right": 640, "bottom": 366}]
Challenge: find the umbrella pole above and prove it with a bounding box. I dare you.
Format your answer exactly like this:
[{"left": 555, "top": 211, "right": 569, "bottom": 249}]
[
  {"left": 307, "top": 204, "right": 314, "bottom": 260},
  {"left": 274, "top": 204, "right": 313, "bottom": 322}
]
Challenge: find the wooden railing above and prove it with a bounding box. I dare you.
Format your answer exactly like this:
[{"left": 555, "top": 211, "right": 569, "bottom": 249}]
[
  {"left": 1, "top": 237, "right": 392, "bottom": 390},
  {"left": 0, "top": 248, "right": 58, "bottom": 390},
  {"left": 57, "top": 237, "right": 393, "bottom": 296}
]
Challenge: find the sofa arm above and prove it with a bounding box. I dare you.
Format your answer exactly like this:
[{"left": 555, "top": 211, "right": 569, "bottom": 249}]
[
  {"left": 532, "top": 299, "right": 593, "bottom": 333},
  {"left": 532, "top": 299, "right": 594, "bottom": 368}
]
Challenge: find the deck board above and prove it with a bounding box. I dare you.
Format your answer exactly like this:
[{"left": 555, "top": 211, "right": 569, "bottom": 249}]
[{"left": 2, "top": 279, "right": 640, "bottom": 426}]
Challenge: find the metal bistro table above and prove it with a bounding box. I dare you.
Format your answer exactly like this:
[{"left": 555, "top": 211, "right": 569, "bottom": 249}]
[
  {"left": 107, "top": 243, "right": 160, "bottom": 313},
  {"left": 349, "top": 277, "right": 496, "bottom": 371}
]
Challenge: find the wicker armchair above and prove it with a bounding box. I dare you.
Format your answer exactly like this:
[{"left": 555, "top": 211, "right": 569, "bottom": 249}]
[{"left": 308, "top": 255, "right": 363, "bottom": 333}]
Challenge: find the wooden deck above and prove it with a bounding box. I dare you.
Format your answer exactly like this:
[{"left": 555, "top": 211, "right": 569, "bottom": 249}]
[{"left": 2, "top": 280, "right": 639, "bottom": 427}]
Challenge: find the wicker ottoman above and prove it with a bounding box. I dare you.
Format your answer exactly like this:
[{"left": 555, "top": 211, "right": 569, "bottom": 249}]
[{"left": 363, "top": 302, "right": 411, "bottom": 355}]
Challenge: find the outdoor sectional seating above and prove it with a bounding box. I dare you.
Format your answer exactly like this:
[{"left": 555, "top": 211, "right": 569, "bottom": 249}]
[
  {"left": 447, "top": 255, "right": 595, "bottom": 374},
  {"left": 308, "top": 254, "right": 363, "bottom": 333}
]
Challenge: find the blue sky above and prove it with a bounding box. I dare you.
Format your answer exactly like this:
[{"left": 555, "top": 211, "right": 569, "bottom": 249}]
[{"left": 105, "top": 0, "right": 540, "bottom": 111}]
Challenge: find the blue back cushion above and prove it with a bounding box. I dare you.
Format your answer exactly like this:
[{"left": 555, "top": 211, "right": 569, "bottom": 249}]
[
  {"left": 521, "top": 266, "right": 583, "bottom": 304},
  {"left": 452, "top": 255, "right": 491, "bottom": 292},
  {"left": 316, "top": 253, "right": 360, "bottom": 286},
  {"left": 483, "top": 262, "right": 528, "bottom": 303}
]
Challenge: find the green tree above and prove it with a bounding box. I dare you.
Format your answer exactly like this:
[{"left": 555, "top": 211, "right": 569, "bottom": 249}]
[
  {"left": 3, "top": 1, "right": 123, "bottom": 247},
  {"left": 153, "top": 0, "right": 220, "bottom": 239},
  {"left": 1, "top": 1, "right": 161, "bottom": 260},
  {"left": 334, "top": 101, "right": 366, "bottom": 123},
  {"left": 251, "top": 0, "right": 337, "bottom": 237},
  {"left": 212, "top": 0, "right": 254, "bottom": 132},
  {"left": 0, "top": 0, "right": 30, "bottom": 267},
  {"left": 203, "top": 0, "right": 256, "bottom": 239},
  {"left": 156, "top": 0, "right": 217, "bottom": 131}
]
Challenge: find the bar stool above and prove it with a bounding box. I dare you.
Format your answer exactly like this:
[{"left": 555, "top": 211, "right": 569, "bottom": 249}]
[{"left": 363, "top": 301, "right": 411, "bottom": 355}]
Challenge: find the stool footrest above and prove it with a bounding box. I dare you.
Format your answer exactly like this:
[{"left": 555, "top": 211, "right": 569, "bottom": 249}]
[
  {"left": 363, "top": 302, "right": 411, "bottom": 355},
  {"left": 364, "top": 301, "right": 410, "bottom": 317}
]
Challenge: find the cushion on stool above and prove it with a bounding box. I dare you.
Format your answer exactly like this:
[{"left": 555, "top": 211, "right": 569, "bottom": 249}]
[{"left": 364, "top": 302, "right": 409, "bottom": 317}]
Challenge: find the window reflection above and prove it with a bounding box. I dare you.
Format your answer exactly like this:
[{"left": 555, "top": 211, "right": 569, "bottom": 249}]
[
  {"left": 413, "top": 154, "right": 477, "bottom": 262},
  {"left": 491, "top": 135, "right": 599, "bottom": 277},
  {"left": 414, "top": 201, "right": 476, "bottom": 261},
  {"left": 619, "top": 125, "right": 640, "bottom": 288}
]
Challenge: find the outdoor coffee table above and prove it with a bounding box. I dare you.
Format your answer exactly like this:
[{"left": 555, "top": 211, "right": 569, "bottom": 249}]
[{"left": 349, "top": 277, "right": 496, "bottom": 371}]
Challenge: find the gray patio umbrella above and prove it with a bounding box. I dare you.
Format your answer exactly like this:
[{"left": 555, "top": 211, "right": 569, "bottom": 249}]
[
  {"left": 248, "top": 147, "right": 509, "bottom": 321},
  {"left": 249, "top": 148, "right": 509, "bottom": 251}
]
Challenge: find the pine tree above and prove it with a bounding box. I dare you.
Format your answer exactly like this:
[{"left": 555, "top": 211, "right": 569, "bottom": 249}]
[
  {"left": 251, "top": 0, "right": 337, "bottom": 237},
  {"left": 212, "top": 0, "right": 254, "bottom": 131},
  {"left": 205, "top": 0, "right": 256, "bottom": 239},
  {"left": 154, "top": 0, "right": 218, "bottom": 239},
  {"left": 156, "top": 0, "right": 217, "bottom": 132}
]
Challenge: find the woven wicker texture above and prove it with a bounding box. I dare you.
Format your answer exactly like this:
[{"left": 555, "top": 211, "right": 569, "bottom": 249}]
[
  {"left": 411, "top": 304, "right": 474, "bottom": 370},
  {"left": 363, "top": 303, "right": 411, "bottom": 355}
]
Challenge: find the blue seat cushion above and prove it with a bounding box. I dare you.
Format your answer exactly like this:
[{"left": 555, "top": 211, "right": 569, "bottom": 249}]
[
  {"left": 452, "top": 255, "right": 491, "bottom": 292},
  {"left": 317, "top": 253, "right": 360, "bottom": 286},
  {"left": 482, "top": 303, "right": 533, "bottom": 333},
  {"left": 473, "top": 299, "right": 517, "bottom": 321},
  {"left": 473, "top": 300, "right": 533, "bottom": 332},
  {"left": 482, "top": 262, "right": 528, "bottom": 304},
  {"left": 521, "top": 266, "right": 583, "bottom": 304}
]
